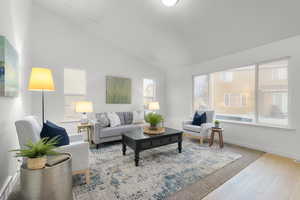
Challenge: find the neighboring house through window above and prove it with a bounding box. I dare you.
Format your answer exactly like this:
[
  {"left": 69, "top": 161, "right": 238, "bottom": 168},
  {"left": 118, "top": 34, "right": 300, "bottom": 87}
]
[{"left": 143, "top": 78, "right": 156, "bottom": 108}]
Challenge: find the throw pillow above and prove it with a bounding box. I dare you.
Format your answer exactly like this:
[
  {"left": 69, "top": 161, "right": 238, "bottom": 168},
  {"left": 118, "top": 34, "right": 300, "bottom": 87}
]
[
  {"left": 40, "top": 121, "right": 70, "bottom": 147},
  {"left": 116, "top": 112, "right": 126, "bottom": 125},
  {"left": 96, "top": 113, "right": 110, "bottom": 127},
  {"left": 133, "top": 110, "right": 145, "bottom": 124},
  {"left": 192, "top": 112, "right": 207, "bottom": 126},
  {"left": 107, "top": 112, "right": 121, "bottom": 127}
]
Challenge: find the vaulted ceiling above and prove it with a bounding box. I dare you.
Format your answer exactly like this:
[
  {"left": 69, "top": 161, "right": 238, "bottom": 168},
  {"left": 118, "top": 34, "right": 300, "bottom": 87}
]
[{"left": 33, "top": 0, "right": 300, "bottom": 68}]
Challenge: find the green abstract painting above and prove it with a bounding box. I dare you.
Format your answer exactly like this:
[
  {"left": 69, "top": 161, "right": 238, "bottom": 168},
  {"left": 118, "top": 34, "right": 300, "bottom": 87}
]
[
  {"left": 0, "top": 36, "right": 19, "bottom": 97},
  {"left": 106, "top": 76, "right": 131, "bottom": 104}
]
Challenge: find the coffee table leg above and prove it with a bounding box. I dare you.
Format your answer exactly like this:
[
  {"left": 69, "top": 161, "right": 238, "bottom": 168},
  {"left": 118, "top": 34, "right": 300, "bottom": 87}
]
[
  {"left": 122, "top": 143, "right": 126, "bottom": 155},
  {"left": 178, "top": 141, "right": 182, "bottom": 153},
  {"left": 135, "top": 151, "right": 140, "bottom": 167}
]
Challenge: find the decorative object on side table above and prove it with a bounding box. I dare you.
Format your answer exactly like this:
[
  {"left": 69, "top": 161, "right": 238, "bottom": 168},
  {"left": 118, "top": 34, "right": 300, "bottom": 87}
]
[
  {"left": 214, "top": 120, "right": 220, "bottom": 128},
  {"left": 76, "top": 101, "right": 93, "bottom": 124},
  {"left": 209, "top": 127, "right": 224, "bottom": 148},
  {"left": 145, "top": 112, "right": 164, "bottom": 131},
  {"left": 28, "top": 67, "right": 55, "bottom": 123},
  {"left": 77, "top": 123, "right": 93, "bottom": 145},
  {"left": 11, "top": 137, "right": 59, "bottom": 170}
]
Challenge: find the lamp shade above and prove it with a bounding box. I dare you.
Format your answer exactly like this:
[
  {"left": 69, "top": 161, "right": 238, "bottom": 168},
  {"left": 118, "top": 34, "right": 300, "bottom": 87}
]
[
  {"left": 75, "top": 101, "right": 93, "bottom": 113},
  {"left": 28, "top": 68, "right": 55, "bottom": 91},
  {"left": 149, "top": 101, "right": 160, "bottom": 110}
]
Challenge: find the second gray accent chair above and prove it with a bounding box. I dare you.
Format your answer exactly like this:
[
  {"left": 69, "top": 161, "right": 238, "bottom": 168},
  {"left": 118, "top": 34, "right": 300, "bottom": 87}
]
[
  {"left": 92, "top": 112, "right": 146, "bottom": 147},
  {"left": 182, "top": 110, "right": 215, "bottom": 144}
]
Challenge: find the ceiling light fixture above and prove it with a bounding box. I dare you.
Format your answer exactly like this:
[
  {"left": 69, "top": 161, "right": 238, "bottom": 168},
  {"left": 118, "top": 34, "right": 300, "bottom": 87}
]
[{"left": 162, "top": 0, "right": 179, "bottom": 7}]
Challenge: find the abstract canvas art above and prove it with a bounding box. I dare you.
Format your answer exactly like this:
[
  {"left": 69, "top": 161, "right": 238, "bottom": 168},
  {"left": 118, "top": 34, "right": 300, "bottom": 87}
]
[
  {"left": 0, "top": 35, "right": 19, "bottom": 97},
  {"left": 106, "top": 76, "right": 131, "bottom": 104}
]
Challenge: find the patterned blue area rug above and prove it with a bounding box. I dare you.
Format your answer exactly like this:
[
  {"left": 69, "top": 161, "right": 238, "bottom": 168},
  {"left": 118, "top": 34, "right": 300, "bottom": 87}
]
[{"left": 72, "top": 140, "right": 241, "bottom": 200}]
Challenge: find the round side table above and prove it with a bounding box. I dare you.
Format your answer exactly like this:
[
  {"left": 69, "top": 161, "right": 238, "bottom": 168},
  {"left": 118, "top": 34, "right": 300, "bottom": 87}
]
[{"left": 209, "top": 127, "right": 224, "bottom": 148}]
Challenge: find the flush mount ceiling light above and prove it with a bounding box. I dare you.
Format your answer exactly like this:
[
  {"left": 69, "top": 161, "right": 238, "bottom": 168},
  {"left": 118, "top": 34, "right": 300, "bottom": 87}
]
[{"left": 162, "top": 0, "right": 179, "bottom": 7}]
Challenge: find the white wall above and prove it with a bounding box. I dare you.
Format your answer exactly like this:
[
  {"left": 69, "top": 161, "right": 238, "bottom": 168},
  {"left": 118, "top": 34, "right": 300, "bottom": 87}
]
[
  {"left": 166, "top": 35, "right": 300, "bottom": 159},
  {"left": 30, "top": 5, "right": 166, "bottom": 124},
  {"left": 0, "top": 0, "right": 32, "bottom": 192}
]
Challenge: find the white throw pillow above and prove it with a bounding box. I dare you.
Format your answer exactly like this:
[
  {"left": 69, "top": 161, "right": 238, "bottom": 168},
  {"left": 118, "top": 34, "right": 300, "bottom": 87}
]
[
  {"left": 107, "top": 112, "right": 121, "bottom": 127},
  {"left": 133, "top": 110, "right": 145, "bottom": 124}
]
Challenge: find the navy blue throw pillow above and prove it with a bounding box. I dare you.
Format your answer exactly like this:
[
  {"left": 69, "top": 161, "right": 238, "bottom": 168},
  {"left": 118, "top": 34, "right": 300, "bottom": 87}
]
[
  {"left": 192, "top": 112, "right": 207, "bottom": 126},
  {"left": 40, "top": 121, "right": 70, "bottom": 147}
]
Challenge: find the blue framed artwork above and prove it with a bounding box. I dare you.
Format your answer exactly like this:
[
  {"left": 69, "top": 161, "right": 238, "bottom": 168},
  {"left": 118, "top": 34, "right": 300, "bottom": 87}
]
[{"left": 0, "top": 35, "right": 19, "bottom": 97}]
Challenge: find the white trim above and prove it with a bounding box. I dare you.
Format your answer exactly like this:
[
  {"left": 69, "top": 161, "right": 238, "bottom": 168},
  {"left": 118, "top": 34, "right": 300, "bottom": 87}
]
[
  {"left": 0, "top": 173, "right": 18, "bottom": 200},
  {"left": 220, "top": 119, "right": 295, "bottom": 131}
]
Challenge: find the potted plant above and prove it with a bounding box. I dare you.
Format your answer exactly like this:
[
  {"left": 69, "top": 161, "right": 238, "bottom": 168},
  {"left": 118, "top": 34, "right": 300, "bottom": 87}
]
[
  {"left": 214, "top": 120, "right": 220, "bottom": 128},
  {"left": 145, "top": 113, "right": 164, "bottom": 130},
  {"left": 11, "top": 137, "right": 59, "bottom": 170}
]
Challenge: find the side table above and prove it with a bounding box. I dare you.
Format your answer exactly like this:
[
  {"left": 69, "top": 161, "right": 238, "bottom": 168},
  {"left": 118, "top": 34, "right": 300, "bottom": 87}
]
[
  {"left": 77, "top": 123, "right": 93, "bottom": 145},
  {"left": 209, "top": 127, "right": 224, "bottom": 148}
]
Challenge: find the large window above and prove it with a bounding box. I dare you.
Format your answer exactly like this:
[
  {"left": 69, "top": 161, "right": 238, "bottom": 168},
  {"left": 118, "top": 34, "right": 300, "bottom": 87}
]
[
  {"left": 64, "top": 68, "right": 87, "bottom": 121},
  {"left": 193, "top": 58, "right": 289, "bottom": 127},
  {"left": 143, "top": 79, "right": 156, "bottom": 107}
]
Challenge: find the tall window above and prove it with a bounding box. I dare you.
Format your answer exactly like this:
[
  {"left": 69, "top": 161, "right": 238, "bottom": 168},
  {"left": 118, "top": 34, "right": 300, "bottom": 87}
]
[
  {"left": 64, "top": 68, "right": 87, "bottom": 121},
  {"left": 143, "top": 79, "right": 156, "bottom": 107},
  {"left": 193, "top": 58, "right": 289, "bottom": 127}
]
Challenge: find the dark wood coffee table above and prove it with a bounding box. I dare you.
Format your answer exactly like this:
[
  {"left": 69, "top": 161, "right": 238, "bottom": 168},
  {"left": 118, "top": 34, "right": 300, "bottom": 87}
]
[{"left": 122, "top": 127, "right": 183, "bottom": 166}]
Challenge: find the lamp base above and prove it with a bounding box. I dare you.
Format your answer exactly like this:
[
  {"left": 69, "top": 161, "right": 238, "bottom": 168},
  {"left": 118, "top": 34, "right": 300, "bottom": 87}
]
[{"left": 80, "top": 113, "right": 89, "bottom": 124}]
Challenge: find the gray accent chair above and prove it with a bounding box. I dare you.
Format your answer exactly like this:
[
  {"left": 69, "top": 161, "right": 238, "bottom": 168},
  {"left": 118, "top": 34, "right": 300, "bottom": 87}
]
[
  {"left": 15, "top": 116, "right": 90, "bottom": 184},
  {"left": 182, "top": 110, "right": 215, "bottom": 144},
  {"left": 92, "top": 112, "right": 146, "bottom": 148}
]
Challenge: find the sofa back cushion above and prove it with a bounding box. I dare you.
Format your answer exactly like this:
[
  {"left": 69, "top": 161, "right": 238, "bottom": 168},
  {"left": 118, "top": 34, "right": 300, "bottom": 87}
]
[
  {"left": 96, "top": 113, "right": 110, "bottom": 127},
  {"left": 116, "top": 112, "right": 133, "bottom": 125}
]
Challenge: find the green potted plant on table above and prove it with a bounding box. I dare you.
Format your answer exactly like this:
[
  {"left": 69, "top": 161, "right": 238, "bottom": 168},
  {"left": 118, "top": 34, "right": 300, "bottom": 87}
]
[
  {"left": 11, "top": 137, "right": 59, "bottom": 170},
  {"left": 145, "top": 113, "right": 164, "bottom": 130},
  {"left": 214, "top": 120, "right": 220, "bottom": 128}
]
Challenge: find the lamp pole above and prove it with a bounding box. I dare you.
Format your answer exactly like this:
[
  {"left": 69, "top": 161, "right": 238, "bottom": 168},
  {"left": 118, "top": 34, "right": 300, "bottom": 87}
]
[{"left": 42, "top": 90, "right": 45, "bottom": 123}]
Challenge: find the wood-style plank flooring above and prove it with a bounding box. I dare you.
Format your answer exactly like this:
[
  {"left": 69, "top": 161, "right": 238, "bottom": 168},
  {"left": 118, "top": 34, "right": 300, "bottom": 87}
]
[{"left": 203, "top": 153, "right": 300, "bottom": 200}]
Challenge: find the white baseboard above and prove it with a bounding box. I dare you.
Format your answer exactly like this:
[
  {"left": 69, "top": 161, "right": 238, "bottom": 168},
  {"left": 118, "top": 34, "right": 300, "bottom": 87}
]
[
  {"left": 0, "top": 173, "right": 18, "bottom": 200},
  {"left": 225, "top": 138, "right": 299, "bottom": 160}
]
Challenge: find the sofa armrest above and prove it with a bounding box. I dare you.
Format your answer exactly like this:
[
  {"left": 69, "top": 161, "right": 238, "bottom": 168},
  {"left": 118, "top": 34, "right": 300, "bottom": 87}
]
[
  {"left": 200, "top": 123, "right": 214, "bottom": 129},
  {"left": 57, "top": 141, "right": 89, "bottom": 172},
  {"left": 183, "top": 120, "right": 193, "bottom": 126},
  {"left": 92, "top": 122, "right": 105, "bottom": 144}
]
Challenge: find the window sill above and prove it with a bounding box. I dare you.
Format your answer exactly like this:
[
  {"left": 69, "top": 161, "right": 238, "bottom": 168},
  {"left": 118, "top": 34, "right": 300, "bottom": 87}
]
[
  {"left": 219, "top": 120, "right": 295, "bottom": 131},
  {"left": 61, "top": 120, "right": 80, "bottom": 123}
]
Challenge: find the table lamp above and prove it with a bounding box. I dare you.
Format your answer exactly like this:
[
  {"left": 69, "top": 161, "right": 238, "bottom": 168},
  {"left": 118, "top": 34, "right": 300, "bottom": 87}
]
[
  {"left": 148, "top": 101, "right": 160, "bottom": 112},
  {"left": 28, "top": 67, "right": 55, "bottom": 123},
  {"left": 75, "top": 101, "right": 93, "bottom": 124}
]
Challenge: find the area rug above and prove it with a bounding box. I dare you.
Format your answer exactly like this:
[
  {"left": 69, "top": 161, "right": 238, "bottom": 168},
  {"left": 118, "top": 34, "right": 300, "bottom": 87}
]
[{"left": 72, "top": 140, "right": 242, "bottom": 200}]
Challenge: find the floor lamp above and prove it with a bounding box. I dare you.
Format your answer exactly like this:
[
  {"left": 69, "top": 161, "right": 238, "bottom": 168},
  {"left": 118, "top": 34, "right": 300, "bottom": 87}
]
[{"left": 28, "top": 68, "right": 55, "bottom": 123}]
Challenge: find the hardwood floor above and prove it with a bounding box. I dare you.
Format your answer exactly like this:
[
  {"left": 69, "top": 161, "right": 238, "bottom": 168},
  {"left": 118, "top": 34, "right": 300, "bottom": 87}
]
[{"left": 203, "top": 153, "right": 300, "bottom": 200}]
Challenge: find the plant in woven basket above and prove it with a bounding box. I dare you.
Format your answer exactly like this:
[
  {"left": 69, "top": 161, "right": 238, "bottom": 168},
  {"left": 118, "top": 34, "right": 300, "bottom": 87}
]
[
  {"left": 11, "top": 137, "right": 60, "bottom": 170},
  {"left": 145, "top": 113, "right": 164, "bottom": 130}
]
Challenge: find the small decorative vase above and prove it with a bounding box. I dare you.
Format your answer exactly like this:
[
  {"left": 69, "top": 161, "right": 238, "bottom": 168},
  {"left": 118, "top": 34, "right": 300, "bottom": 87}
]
[
  {"left": 27, "top": 157, "right": 47, "bottom": 170},
  {"left": 149, "top": 124, "right": 158, "bottom": 131}
]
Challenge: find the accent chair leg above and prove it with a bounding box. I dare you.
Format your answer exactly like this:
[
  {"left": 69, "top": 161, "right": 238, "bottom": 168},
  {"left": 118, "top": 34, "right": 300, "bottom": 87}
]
[{"left": 85, "top": 169, "right": 90, "bottom": 184}]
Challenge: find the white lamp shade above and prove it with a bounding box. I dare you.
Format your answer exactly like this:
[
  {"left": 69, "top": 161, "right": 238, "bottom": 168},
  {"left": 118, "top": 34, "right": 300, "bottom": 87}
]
[
  {"left": 149, "top": 102, "right": 160, "bottom": 110},
  {"left": 75, "top": 101, "right": 93, "bottom": 113},
  {"left": 28, "top": 68, "right": 55, "bottom": 91},
  {"left": 162, "top": 0, "right": 179, "bottom": 7}
]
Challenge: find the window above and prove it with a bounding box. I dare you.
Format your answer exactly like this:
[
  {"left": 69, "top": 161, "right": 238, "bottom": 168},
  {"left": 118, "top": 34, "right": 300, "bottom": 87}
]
[
  {"left": 193, "top": 58, "right": 289, "bottom": 127},
  {"left": 258, "top": 59, "right": 288, "bottom": 126},
  {"left": 143, "top": 79, "right": 156, "bottom": 107},
  {"left": 64, "top": 68, "right": 87, "bottom": 121}
]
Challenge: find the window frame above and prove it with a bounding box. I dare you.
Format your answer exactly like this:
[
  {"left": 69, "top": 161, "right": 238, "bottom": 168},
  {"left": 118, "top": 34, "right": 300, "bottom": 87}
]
[{"left": 192, "top": 56, "right": 291, "bottom": 129}]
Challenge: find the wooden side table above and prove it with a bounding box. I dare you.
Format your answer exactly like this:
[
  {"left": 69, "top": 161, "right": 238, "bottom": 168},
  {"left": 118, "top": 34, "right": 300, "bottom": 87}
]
[
  {"left": 77, "top": 123, "right": 93, "bottom": 145},
  {"left": 209, "top": 127, "right": 224, "bottom": 148}
]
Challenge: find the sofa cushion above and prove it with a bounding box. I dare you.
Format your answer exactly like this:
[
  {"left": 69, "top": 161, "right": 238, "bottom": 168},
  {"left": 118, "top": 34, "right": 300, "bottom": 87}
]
[
  {"left": 100, "top": 124, "right": 141, "bottom": 138},
  {"left": 107, "top": 112, "right": 121, "bottom": 127},
  {"left": 124, "top": 112, "right": 133, "bottom": 124},
  {"left": 96, "top": 113, "right": 110, "bottom": 127},
  {"left": 116, "top": 112, "right": 126, "bottom": 125}
]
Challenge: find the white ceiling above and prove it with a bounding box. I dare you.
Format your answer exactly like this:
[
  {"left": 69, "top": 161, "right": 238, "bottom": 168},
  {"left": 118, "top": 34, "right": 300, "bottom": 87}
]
[{"left": 33, "top": 0, "right": 300, "bottom": 68}]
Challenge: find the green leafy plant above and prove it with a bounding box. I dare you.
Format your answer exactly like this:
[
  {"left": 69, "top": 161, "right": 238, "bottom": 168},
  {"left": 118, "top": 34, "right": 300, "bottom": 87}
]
[
  {"left": 11, "top": 137, "right": 60, "bottom": 158},
  {"left": 145, "top": 113, "right": 164, "bottom": 127},
  {"left": 214, "top": 120, "right": 220, "bottom": 125}
]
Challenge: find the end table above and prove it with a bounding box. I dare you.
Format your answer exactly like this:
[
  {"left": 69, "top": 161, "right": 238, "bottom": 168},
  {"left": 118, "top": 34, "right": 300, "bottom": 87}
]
[
  {"left": 209, "top": 127, "right": 224, "bottom": 148},
  {"left": 77, "top": 123, "right": 93, "bottom": 145}
]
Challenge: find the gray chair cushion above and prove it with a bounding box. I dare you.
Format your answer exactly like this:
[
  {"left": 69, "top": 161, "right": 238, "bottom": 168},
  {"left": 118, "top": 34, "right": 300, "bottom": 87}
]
[
  {"left": 96, "top": 113, "right": 110, "bottom": 127},
  {"left": 183, "top": 124, "right": 202, "bottom": 133}
]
